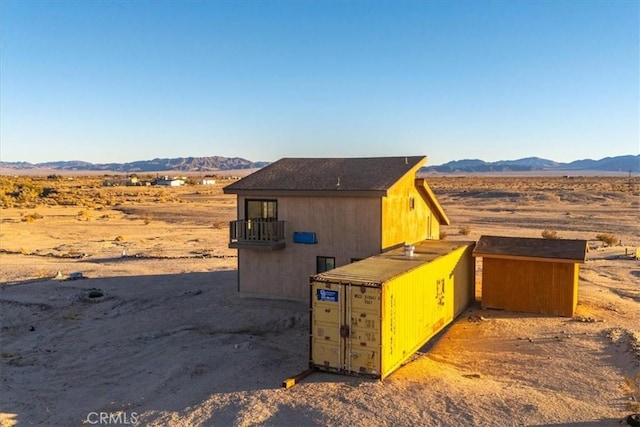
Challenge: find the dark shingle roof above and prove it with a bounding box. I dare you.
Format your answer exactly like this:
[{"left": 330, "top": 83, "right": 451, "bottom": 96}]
[
  {"left": 473, "top": 235, "right": 587, "bottom": 263},
  {"left": 224, "top": 156, "right": 426, "bottom": 194}
]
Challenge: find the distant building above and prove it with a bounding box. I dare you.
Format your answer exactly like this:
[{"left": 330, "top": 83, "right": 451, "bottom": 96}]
[
  {"left": 155, "top": 177, "right": 185, "bottom": 187},
  {"left": 199, "top": 178, "right": 217, "bottom": 185},
  {"left": 102, "top": 175, "right": 140, "bottom": 187}
]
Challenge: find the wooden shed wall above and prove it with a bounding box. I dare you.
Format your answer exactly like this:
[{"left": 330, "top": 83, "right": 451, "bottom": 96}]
[{"left": 481, "top": 257, "right": 578, "bottom": 317}]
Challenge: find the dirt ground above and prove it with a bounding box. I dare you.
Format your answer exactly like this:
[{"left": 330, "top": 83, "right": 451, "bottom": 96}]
[{"left": 1, "top": 176, "right": 639, "bottom": 426}]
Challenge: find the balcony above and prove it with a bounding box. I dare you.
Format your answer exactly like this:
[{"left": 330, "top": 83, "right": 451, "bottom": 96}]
[{"left": 229, "top": 219, "right": 286, "bottom": 250}]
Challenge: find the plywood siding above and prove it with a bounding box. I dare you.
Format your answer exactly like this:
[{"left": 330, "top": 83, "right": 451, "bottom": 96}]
[
  {"left": 481, "top": 258, "right": 578, "bottom": 317},
  {"left": 238, "top": 195, "right": 382, "bottom": 300},
  {"left": 381, "top": 172, "right": 440, "bottom": 250}
]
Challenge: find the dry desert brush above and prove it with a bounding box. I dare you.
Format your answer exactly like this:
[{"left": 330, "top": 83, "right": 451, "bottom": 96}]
[
  {"left": 458, "top": 225, "right": 471, "bottom": 236},
  {"left": 596, "top": 233, "right": 618, "bottom": 247},
  {"left": 541, "top": 229, "right": 559, "bottom": 239},
  {"left": 21, "top": 212, "right": 43, "bottom": 222},
  {"left": 621, "top": 372, "right": 640, "bottom": 413}
]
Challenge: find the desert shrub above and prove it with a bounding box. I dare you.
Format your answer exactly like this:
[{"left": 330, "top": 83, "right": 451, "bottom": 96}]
[
  {"left": 41, "top": 187, "right": 58, "bottom": 197},
  {"left": 621, "top": 372, "right": 640, "bottom": 412},
  {"left": 3, "top": 181, "right": 44, "bottom": 206},
  {"left": 0, "top": 194, "right": 14, "bottom": 208},
  {"left": 541, "top": 230, "right": 558, "bottom": 239},
  {"left": 114, "top": 235, "right": 125, "bottom": 242},
  {"left": 596, "top": 233, "right": 618, "bottom": 246},
  {"left": 21, "top": 212, "right": 43, "bottom": 222},
  {"left": 458, "top": 225, "right": 471, "bottom": 236},
  {"left": 77, "top": 209, "right": 91, "bottom": 221},
  {"left": 439, "top": 231, "right": 448, "bottom": 240}
]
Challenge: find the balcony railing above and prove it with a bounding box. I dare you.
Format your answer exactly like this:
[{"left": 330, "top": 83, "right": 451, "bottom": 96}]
[{"left": 229, "top": 219, "right": 286, "bottom": 250}]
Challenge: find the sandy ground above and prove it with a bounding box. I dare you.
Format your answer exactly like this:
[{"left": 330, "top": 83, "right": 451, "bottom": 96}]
[{"left": 1, "top": 177, "right": 639, "bottom": 426}]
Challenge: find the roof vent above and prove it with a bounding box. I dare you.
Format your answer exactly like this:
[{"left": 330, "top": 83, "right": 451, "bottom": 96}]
[{"left": 404, "top": 244, "right": 415, "bottom": 257}]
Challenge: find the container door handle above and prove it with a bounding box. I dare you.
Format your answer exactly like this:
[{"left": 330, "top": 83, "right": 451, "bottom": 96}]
[{"left": 340, "top": 325, "right": 350, "bottom": 338}]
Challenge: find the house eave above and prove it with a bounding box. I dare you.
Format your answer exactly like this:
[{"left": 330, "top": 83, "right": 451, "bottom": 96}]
[
  {"left": 414, "top": 178, "right": 450, "bottom": 225},
  {"left": 222, "top": 189, "right": 388, "bottom": 197}
]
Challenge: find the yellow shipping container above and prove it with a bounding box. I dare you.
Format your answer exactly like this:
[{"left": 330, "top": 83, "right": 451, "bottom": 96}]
[{"left": 310, "top": 240, "right": 475, "bottom": 380}]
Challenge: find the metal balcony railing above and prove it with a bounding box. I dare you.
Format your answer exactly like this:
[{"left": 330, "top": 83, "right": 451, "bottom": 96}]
[{"left": 229, "top": 219, "right": 286, "bottom": 250}]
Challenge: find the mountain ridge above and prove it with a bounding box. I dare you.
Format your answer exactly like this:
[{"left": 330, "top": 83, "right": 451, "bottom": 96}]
[
  {"left": 422, "top": 155, "right": 639, "bottom": 173},
  {"left": 0, "top": 156, "right": 270, "bottom": 172},
  {"left": 0, "top": 154, "right": 637, "bottom": 173}
]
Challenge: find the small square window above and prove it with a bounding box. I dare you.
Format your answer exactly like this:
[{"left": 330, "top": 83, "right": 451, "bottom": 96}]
[{"left": 317, "top": 256, "right": 335, "bottom": 274}]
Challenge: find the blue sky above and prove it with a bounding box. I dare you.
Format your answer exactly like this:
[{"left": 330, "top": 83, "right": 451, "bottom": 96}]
[{"left": 1, "top": 1, "right": 638, "bottom": 165}]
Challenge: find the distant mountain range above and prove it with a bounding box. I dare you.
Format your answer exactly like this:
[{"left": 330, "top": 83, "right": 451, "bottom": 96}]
[
  {"left": 421, "top": 155, "right": 639, "bottom": 173},
  {"left": 0, "top": 156, "right": 270, "bottom": 172},
  {"left": 0, "top": 154, "right": 637, "bottom": 173}
]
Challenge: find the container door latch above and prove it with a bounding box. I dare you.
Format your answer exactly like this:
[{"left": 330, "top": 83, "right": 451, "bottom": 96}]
[{"left": 340, "top": 325, "right": 350, "bottom": 338}]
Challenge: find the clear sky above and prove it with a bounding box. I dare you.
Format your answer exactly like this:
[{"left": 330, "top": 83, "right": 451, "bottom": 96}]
[{"left": 1, "top": 1, "right": 638, "bottom": 165}]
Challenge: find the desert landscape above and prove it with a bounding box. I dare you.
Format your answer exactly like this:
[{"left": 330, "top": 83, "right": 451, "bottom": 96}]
[{"left": 1, "top": 174, "right": 639, "bottom": 426}]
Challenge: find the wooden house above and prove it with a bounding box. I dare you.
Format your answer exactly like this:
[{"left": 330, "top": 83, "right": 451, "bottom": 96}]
[
  {"left": 223, "top": 156, "right": 450, "bottom": 300},
  {"left": 473, "top": 235, "right": 588, "bottom": 317}
]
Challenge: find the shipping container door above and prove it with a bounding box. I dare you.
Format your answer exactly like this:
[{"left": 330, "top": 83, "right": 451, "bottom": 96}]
[
  {"left": 312, "top": 282, "right": 382, "bottom": 376},
  {"left": 311, "top": 282, "right": 344, "bottom": 371},
  {"left": 346, "top": 285, "right": 382, "bottom": 376}
]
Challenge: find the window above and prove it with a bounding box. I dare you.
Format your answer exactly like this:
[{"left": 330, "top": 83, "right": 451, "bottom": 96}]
[
  {"left": 317, "top": 256, "right": 335, "bottom": 274},
  {"left": 409, "top": 197, "right": 415, "bottom": 210},
  {"left": 245, "top": 199, "right": 277, "bottom": 220}
]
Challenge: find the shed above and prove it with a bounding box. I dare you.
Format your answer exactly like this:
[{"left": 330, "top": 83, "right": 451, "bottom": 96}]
[
  {"left": 473, "top": 235, "right": 588, "bottom": 317},
  {"left": 310, "top": 240, "right": 475, "bottom": 379}
]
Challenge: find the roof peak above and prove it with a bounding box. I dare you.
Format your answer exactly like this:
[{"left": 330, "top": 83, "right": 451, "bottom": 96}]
[{"left": 224, "top": 156, "right": 428, "bottom": 194}]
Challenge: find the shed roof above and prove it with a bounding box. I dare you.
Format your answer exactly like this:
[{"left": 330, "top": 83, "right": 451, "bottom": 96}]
[
  {"left": 223, "top": 156, "right": 426, "bottom": 195},
  {"left": 473, "top": 235, "right": 587, "bottom": 263},
  {"left": 313, "top": 240, "right": 474, "bottom": 287}
]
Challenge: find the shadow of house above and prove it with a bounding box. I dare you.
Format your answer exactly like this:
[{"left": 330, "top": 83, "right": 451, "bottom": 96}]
[{"left": 0, "top": 270, "right": 309, "bottom": 426}]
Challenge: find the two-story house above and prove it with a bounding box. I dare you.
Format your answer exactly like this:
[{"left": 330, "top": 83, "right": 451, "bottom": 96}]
[{"left": 223, "top": 156, "right": 450, "bottom": 300}]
